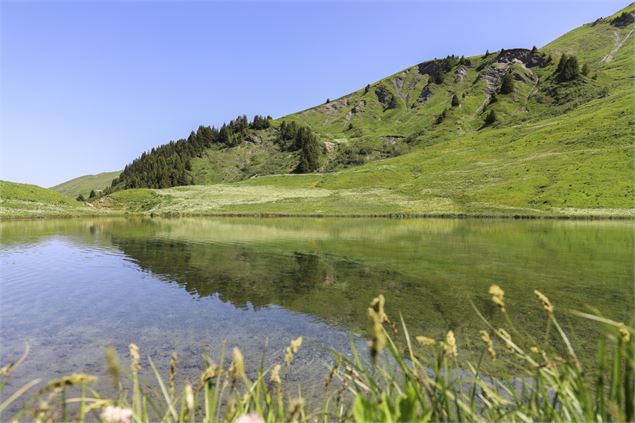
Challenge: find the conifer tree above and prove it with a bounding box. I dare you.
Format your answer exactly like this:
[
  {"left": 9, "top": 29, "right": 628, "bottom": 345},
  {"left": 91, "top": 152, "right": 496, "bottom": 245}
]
[
  {"left": 484, "top": 110, "right": 497, "bottom": 126},
  {"left": 499, "top": 72, "right": 514, "bottom": 94}
]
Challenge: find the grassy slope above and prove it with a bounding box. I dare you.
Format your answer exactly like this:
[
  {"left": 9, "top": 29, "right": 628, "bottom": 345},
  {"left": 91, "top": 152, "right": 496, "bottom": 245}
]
[
  {"left": 50, "top": 171, "right": 121, "bottom": 198},
  {"left": 0, "top": 181, "right": 107, "bottom": 218},
  {"left": 99, "top": 5, "right": 633, "bottom": 217},
  {"left": 8, "top": 5, "right": 635, "bottom": 218}
]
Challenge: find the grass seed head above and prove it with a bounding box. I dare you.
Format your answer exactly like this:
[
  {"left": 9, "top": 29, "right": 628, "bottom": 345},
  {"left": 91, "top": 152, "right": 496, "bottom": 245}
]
[
  {"left": 370, "top": 294, "right": 388, "bottom": 322},
  {"left": 367, "top": 307, "right": 386, "bottom": 362},
  {"left": 284, "top": 337, "right": 303, "bottom": 366},
  {"left": 129, "top": 344, "right": 140, "bottom": 374},
  {"left": 480, "top": 330, "right": 496, "bottom": 359},
  {"left": 270, "top": 364, "right": 282, "bottom": 385},
  {"left": 619, "top": 324, "right": 631, "bottom": 342},
  {"left": 534, "top": 290, "right": 554, "bottom": 316},
  {"left": 169, "top": 352, "right": 177, "bottom": 394},
  {"left": 185, "top": 383, "right": 194, "bottom": 411},
  {"left": 444, "top": 330, "right": 458, "bottom": 359},
  {"left": 416, "top": 336, "right": 437, "bottom": 347},
  {"left": 232, "top": 347, "right": 245, "bottom": 378},
  {"left": 489, "top": 284, "right": 506, "bottom": 312}
]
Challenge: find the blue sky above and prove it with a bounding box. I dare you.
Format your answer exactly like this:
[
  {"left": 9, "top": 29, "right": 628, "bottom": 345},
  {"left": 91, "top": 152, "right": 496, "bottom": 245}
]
[{"left": 1, "top": 0, "right": 629, "bottom": 187}]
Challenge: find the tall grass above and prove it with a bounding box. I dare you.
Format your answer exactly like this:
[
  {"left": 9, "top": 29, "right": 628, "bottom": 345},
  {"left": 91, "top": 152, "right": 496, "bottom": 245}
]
[{"left": 1, "top": 285, "right": 632, "bottom": 422}]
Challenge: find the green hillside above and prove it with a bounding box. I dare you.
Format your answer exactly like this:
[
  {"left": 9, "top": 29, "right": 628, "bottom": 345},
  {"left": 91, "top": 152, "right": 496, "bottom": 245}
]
[
  {"left": 0, "top": 181, "right": 104, "bottom": 218},
  {"left": 6, "top": 4, "right": 635, "bottom": 218},
  {"left": 94, "top": 4, "right": 634, "bottom": 217},
  {"left": 51, "top": 171, "right": 121, "bottom": 199}
]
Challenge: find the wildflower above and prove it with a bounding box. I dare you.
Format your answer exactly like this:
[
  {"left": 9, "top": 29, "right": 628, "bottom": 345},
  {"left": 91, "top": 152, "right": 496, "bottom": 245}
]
[
  {"left": 236, "top": 413, "right": 264, "bottom": 423},
  {"left": 489, "top": 285, "right": 506, "bottom": 312},
  {"left": 185, "top": 384, "right": 194, "bottom": 411},
  {"left": 284, "top": 337, "right": 303, "bottom": 366},
  {"left": 416, "top": 336, "right": 437, "bottom": 347},
  {"left": 479, "top": 330, "right": 496, "bottom": 359},
  {"left": 270, "top": 364, "right": 282, "bottom": 385},
  {"left": 530, "top": 346, "right": 540, "bottom": 354},
  {"left": 444, "top": 330, "right": 458, "bottom": 359},
  {"left": 534, "top": 290, "right": 554, "bottom": 316},
  {"left": 129, "top": 344, "right": 140, "bottom": 374},
  {"left": 101, "top": 405, "right": 132, "bottom": 423}
]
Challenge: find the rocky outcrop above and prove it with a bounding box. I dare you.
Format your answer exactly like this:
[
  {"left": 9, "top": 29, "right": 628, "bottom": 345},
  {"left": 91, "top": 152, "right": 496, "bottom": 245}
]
[
  {"left": 611, "top": 11, "right": 635, "bottom": 27},
  {"left": 375, "top": 85, "right": 397, "bottom": 110},
  {"left": 495, "top": 48, "right": 547, "bottom": 68}
]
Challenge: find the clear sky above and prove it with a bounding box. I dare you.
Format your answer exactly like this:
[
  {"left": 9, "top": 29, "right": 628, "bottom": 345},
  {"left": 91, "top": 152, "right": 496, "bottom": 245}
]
[{"left": 1, "top": 0, "right": 629, "bottom": 187}]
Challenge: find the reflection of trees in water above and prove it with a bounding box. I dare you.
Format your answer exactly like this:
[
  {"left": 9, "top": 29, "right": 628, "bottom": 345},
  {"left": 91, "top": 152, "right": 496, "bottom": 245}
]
[{"left": 110, "top": 237, "right": 335, "bottom": 309}]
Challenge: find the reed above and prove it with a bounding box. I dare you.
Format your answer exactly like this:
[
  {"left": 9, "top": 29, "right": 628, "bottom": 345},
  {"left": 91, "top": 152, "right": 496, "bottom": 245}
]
[{"left": 1, "top": 285, "right": 632, "bottom": 422}]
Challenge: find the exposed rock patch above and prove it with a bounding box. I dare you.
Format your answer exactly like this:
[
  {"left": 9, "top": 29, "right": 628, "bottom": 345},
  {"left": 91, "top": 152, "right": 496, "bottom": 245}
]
[
  {"left": 495, "top": 48, "right": 547, "bottom": 68},
  {"left": 611, "top": 11, "right": 635, "bottom": 27},
  {"left": 454, "top": 66, "right": 468, "bottom": 83}
]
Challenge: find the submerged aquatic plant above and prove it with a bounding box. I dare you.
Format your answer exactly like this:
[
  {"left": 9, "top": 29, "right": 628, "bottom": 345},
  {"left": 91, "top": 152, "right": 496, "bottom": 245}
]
[{"left": 1, "top": 285, "right": 633, "bottom": 422}]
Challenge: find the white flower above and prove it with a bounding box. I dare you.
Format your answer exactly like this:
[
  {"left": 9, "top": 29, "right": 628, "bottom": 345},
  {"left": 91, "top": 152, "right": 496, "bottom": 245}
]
[
  {"left": 236, "top": 413, "right": 265, "bottom": 423},
  {"left": 101, "top": 405, "right": 132, "bottom": 423}
]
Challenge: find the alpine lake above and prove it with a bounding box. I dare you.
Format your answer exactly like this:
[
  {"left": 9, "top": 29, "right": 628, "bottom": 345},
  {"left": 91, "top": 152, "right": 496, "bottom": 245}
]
[{"left": 1, "top": 217, "right": 632, "bottom": 402}]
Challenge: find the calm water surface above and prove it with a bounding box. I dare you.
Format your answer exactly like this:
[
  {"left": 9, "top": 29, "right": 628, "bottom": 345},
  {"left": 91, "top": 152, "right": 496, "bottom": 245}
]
[{"left": 0, "top": 217, "right": 632, "bottom": 396}]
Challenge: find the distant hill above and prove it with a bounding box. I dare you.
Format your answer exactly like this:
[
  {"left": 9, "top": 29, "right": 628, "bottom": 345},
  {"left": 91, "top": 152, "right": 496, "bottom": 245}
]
[
  {"left": 0, "top": 180, "right": 98, "bottom": 218},
  {"left": 51, "top": 171, "right": 121, "bottom": 199}
]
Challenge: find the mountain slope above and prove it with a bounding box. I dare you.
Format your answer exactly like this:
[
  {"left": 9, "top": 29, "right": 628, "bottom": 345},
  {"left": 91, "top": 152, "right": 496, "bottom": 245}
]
[
  {"left": 51, "top": 171, "right": 121, "bottom": 198},
  {"left": 94, "top": 4, "right": 634, "bottom": 217}
]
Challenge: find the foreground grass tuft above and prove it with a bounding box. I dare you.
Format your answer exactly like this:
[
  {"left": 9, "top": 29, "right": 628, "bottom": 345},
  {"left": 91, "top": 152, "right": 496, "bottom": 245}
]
[{"left": 1, "top": 285, "right": 633, "bottom": 422}]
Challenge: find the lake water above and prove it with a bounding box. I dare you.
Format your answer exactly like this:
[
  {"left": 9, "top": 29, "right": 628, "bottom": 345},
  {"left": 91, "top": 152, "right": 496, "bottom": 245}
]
[{"left": 1, "top": 217, "right": 632, "bottom": 399}]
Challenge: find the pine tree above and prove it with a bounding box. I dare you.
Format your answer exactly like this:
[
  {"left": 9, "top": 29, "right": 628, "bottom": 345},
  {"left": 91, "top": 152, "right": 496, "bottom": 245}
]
[
  {"left": 499, "top": 72, "right": 514, "bottom": 94},
  {"left": 89, "top": 189, "right": 96, "bottom": 199},
  {"left": 296, "top": 127, "right": 320, "bottom": 173},
  {"left": 484, "top": 110, "right": 497, "bottom": 126},
  {"left": 581, "top": 63, "right": 589, "bottom": 76},
  {"left": 76, "top": 194, "right": 86, "bottom": 202},
  {"left": 451, "top": 94, "right": 460, "bottom": 107},
  {"left": 556, "top": 55, "right": 579, "bottom": 82},
  {"left": 435, "top": 109, "right": 447, "bottom": 125}
]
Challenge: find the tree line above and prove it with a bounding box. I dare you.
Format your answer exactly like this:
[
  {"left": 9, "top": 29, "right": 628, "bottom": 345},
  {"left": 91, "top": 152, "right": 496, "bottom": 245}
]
[{"left": 104, "top": 115, "right": 321, "bottom": 194}]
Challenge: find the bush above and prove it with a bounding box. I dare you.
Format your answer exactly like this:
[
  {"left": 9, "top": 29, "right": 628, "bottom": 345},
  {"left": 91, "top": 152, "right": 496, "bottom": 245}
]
[{"left": 451, "top": 94, "right": 460, "bottom": 107}]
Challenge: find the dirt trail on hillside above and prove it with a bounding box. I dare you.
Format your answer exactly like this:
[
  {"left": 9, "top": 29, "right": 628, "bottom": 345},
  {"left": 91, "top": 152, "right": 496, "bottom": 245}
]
[{"left": 602, "top": 28, "right": 634, "bottom": 63}]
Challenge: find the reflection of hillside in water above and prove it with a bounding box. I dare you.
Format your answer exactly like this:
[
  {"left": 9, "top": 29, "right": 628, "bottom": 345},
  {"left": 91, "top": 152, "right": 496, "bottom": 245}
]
[{"left": 2, "top": 216, "right": 633, "bottom": 358}]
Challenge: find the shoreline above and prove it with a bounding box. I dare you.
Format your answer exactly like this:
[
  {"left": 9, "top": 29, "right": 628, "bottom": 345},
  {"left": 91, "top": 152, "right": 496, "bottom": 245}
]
[{"left": 2, "top": 210, "right": 634, "bottom": 221}]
